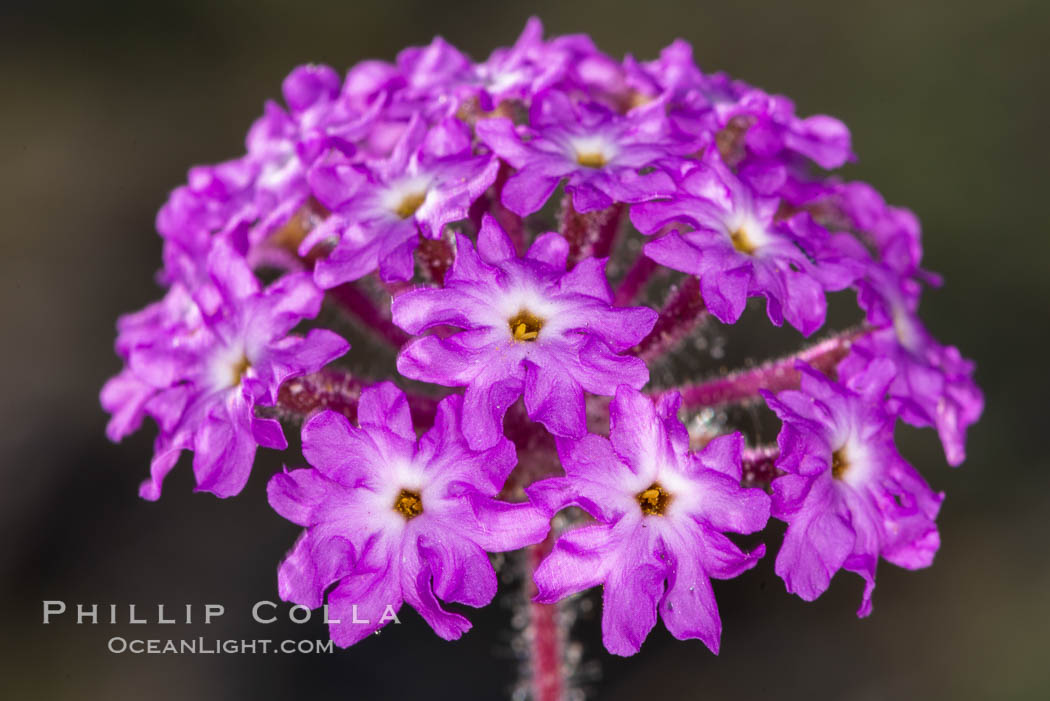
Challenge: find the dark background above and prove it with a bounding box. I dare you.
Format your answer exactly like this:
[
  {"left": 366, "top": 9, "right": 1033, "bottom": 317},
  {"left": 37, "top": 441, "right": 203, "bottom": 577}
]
[{"left": 2, "top": 1, "right": 1047, "bottom": 698}]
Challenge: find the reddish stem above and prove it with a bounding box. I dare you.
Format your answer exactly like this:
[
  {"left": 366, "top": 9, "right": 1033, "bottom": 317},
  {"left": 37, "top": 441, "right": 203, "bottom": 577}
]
[
  {"left": 613, "top": 254, "right": 658, "bottom": 307},
  {"left": 275, "top": 367, "right": 440, "bottom": 428},
  {"left": 668, "top": 328, "right": 865, "bottom": 408},
  {"left": 487, "top": 163, "right": 526, "bottom": 254},
  {"left": 326, "top": 282, "right": 410, "bottom": 349},
  {"left": 561, "top": 202, "right": 624, "bottom": 268},
  {"left": 631, "top": 276, "right": 708, "bottom": 362},
  {"left": 276, "top": 368, "right": 364, "bottom": 422},
  {"left": 417, "top": 236, "right": 454, "bottom": 285},
  {"left": 741, "top": 445, "right": 782, "bottom": 488},
  {"left": 526, "top": 535, "right": 564, "bottom": 701}
]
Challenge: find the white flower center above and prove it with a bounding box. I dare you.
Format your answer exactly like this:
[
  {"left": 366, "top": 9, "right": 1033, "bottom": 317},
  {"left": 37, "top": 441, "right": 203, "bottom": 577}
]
[
  {"left": 724, "top": 211, "right": 772, "bottom": 255},
  {"left": 381, "top": 175, "right": 433, "bottom": 220},
  {"left": 210, "top": 344, "right": 252, "bottom": 391},
  {"left": 569, "top": 135, "right": 618, "bottom": 168}
]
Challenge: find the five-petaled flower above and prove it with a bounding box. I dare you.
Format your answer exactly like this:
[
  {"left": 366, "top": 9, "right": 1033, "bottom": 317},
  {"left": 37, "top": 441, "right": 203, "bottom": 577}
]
[
  {"left": 841, "top": 264, "right": 983, "bottom": 466},
  {"left": 268, "top": 383, "right": 550, "bottom": 646},
  {"left": 301, "top": 114, "right": 499, "bottom": 286},
  {"left": 104, "top": 238, "right": 349, "bottom": 500},
  {"left": 527, "top": 386, "right": 771, "bottom": 655},
  {"left": 761, "top": 361, "right": 944, "bottom": 616},
  {"left": 393, "top": 215, "right": 657, "bottom": 449},
  {"left": 632, "top": 151, "right": 866, "bottom": 335},
  {"left": 476, "top": 90, "right": 697, "bottom": 217}
]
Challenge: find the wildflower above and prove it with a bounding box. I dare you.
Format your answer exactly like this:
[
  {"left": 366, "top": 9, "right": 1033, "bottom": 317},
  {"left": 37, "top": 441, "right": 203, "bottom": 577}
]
[
  {"left": 761, "top": 361, "right": 943, "bottom": 615},
  {"left": 528, "top": 387, "right": 770, "bottom": 655},
  {"left": 302, "top": 114, "right": 498, "bottom": 285},
  {"left": 104, "top": 240, "right": 349, "bottom": 499},
  {"left": 842, "top": 265, "right": 983, "bottom": 465},
  {"left": 268, "top": 384, "right": 550, "bottom": 646},
  {"left": 393, "top": 215, "right": 656, "bottom": 448},
  {"left": 633, "top": 152, "right": 865, "bottom": 334},
  {"left": 476, "top": 90, "right": 695, "bottom": 216}
]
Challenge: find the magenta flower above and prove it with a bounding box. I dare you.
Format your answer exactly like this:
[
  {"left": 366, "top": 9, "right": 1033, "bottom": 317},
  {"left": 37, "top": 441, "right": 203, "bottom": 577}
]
[
  {"left": 834, "top": 180, "right": 930, "bottom": 278},
  {"left": 762, "top": 361, "right": 943, "bottom": 616},
  {"left": 462, "top": 17, "right": 566, "bottom": 110},
  {"left": 268, "top": 384, "right": 550, "bottom": 646},
  {"left": 157, "top": 159, "right": 257, "bottom": 286},
  {"left": 393, "top": 215, "right": 656, "bottom": 449},
  {"left": 527, "top": 387, "right": 770, "bottom": 656},
  {"left": 622, "top": 40, "right": 852, "bottom": 172},
  {"left": 100, "top": 282, "right": 204, "bottom": 443},
  {"left": 476, "top": 90, "right": 695, "bottom": 216},
  {"left": 841, "top": 265, "right": 983, "bottom": 466},
  {"left": 103, "top": 22, "right": 984, "bottom": 695},
  {"left": 103, "top": 240, "right": 349, "bottom": 500},
  {"left": 396, "top": 18, "right": 565, "bottom": 113},
  {"left": 158, "top": 64, "right": 379, "bottom": 284},
  {"left": 633, "top": 153, "right": 866, "bottom": 334},
  {"left": 714, "top": 88, "right": 854, "bottom": 170},
  {"left": 301, "top": 114, "right": 498, "bottom": 286}
]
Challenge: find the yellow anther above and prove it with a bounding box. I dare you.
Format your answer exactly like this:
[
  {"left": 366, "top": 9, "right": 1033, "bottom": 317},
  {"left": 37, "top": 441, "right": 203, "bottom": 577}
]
[
  {"left": 635, "top": 483, "right": 671, "bottom": 516},
  {"left": 394, "top": 192, "right": 426, "bottom": 219},
  {"left": 508, "top": 310, "right": 544, "bottom": 342},
  {"left": 575, "top": 151, "right": 607, "bottom": 168},
  {"left": 394, "top": 489, "right": 423, "bottom": 519}
]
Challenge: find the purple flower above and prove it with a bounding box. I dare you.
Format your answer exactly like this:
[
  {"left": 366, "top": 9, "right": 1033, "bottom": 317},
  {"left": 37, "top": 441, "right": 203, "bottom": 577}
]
[
  {"left": 103, "top": 240, "right": 350, "bottom": 500},
  {"left": 476, "top": 90, "right": 695, "bottom": 216},
  {"left": 268, "top": 384, "right": 550, "bottom": 646},
  {"left": 624, "top": 39, "right": 708, "bottom": 104},
  {"left": 622, "top": 43, "right": 852, "bottom": 172},
  {"left": 841, "top": 265, "right": 983, "bottom": 466},
  {"left": 526, "top": 387, "right": 771, "bottom": 656},
  {"left": 714, "top": 87, "right": 854, "bottom": 171},
  {"left": 834, "top": 180, "right": 930, "bottom": 278},
  {"left": 462, "top": 17, "right": 566, "bottom": 111},
  {"left": 632, "top": 153, "right": 866, "bottom": 334},
  {"left": 392, "top": 215, "right": 656, "bottom": 449},
  {"left": 394, "top": 18, "right": 564, "bottom": 113},
  {"left": 157, "top": 159, "right": 257, "bottom": 286},
  {"left": 157, "top": 63, "right": 382, "bottom": 284},
  {"left": 761, "top": 361, "right": 944, "bottom": 616},
  {"left": 100, "top": 283, "right": 204, "bottom": 443},
  {"left": 301, "top": 115, "right": 498, "bottom": 286}
]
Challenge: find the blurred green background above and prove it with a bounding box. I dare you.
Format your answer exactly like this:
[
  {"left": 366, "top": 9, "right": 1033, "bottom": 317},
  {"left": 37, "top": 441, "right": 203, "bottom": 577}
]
[{"left": 1, "top": 1, "right": 1047, "bottom": 699}]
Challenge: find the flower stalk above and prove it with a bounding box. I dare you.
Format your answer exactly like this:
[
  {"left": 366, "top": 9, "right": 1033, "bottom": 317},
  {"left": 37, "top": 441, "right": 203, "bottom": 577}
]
[
  {"left": 326, "top": 282, "right": 410, "bottom": 349},
  {"left": 668, "top": 327, "right": 866, "bottom": 408}
]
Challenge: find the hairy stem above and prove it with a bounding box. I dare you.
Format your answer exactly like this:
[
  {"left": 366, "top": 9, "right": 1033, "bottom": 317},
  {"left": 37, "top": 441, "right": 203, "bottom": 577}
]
[
  {"left": 668, "top": 328, "right": 866, "bottom": 408},
  {"left": 273, "top": 368, "right": 439, "bottom": 427},
  {"left": 560, "top": 202, "right": 624, "bottom": 268},
  {"left": 612, "top": 254, "right": 658, "bottom": 307},
  {"left": 631, "top": 276, "right": 708, "bottom": 362},
  {"left": 417, "top": 236, "right": 454, "bottom": 285},
  {"left": 524, "top": 535, "right": 567, "bottom": 701},
  {"left": 326, "top": 282, "right": 410, "bottom": 349}
]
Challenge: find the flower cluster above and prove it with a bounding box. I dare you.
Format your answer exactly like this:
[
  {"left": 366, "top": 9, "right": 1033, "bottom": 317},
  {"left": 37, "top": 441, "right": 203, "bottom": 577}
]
[{"left": 103, "top": 17, "right": 982, "bottom": 680}]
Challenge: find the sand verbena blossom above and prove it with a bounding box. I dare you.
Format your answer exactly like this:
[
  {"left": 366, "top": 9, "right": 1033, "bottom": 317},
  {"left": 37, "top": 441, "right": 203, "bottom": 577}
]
[{"left": 102, "top": 17, "right": 981, "bottom": 699}]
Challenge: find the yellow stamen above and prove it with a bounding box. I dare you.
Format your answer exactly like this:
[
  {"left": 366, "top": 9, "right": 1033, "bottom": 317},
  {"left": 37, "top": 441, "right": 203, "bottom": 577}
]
[
  {"left": 636, "top": 482, "right": 672, "bottom": 516},
  {"left": 575, "top": 151, "right": 607, "bottom": 168},
  {"left": 729, "top": 228, "right": 757, "bottom": 255},
  {"left": 508, "top": 310, "right": 544, "bottom": 342},
  {"left": 831, "top": 449, "right": 849, "bottom": 480},
  {"left": 394, "top": 192, "right": 426, "bottom": 219},
  {"left": 393, "top": 489, "right": 423, "bottom": 520},
  {"left": 231, "top": 354, "right": 251, "bottom": 386}
]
